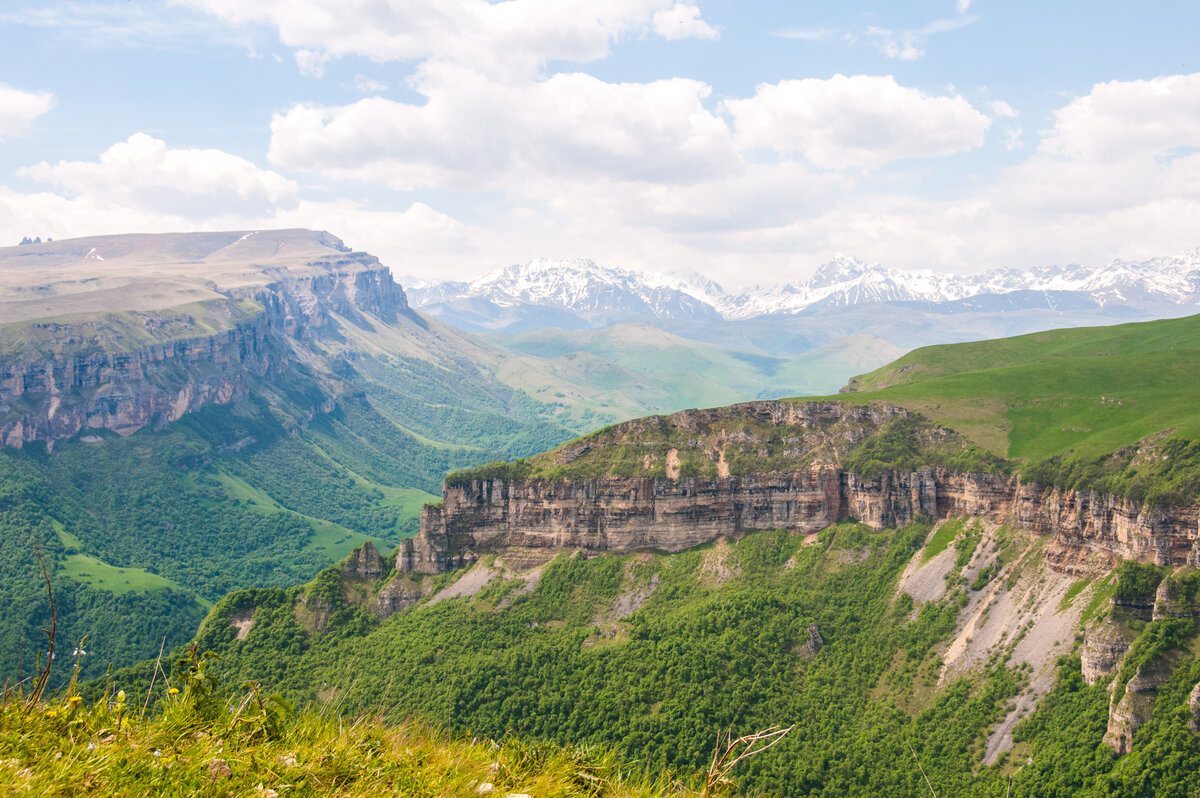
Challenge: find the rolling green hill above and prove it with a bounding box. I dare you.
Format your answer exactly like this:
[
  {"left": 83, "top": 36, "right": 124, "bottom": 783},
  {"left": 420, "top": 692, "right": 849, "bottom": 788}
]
[{"left": 840, "top": 312, "right": 1200, "bottom": 462}]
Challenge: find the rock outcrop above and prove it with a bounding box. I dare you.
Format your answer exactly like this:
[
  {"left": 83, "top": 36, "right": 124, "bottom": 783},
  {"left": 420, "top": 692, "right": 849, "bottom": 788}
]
[
  {"left": 1105, "top": 653, "right": 1181, "bottom": 754},
  {"left": 400, "top": 401, "right": 1200, "bottom": 574},
  {"left": 1188, "top": 682, "right": 1200, "bottom": 732},
  {"left": 342, "top": 541, "right": 387, "bottom": 581},
  {"left": 1081, "top": 618, "right": 1136, "bottom": 686},
  {"left": 0, "top": 255, "right": 411, "bottom": 447},
  {"left": 797, "top": 624, "right": 824, "bottom": 659},
  {"left": 1152, "top": 569, "right": 1200, "bottom": 620}
]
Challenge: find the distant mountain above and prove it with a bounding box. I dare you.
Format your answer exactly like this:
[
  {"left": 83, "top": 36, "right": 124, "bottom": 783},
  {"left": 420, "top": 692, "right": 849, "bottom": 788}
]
[
  {"left": 406, "top": 258, "right": 724, "bottom": 332},
  {"left": 408, "top": 250, "right": 1200, "bottom": 331}
]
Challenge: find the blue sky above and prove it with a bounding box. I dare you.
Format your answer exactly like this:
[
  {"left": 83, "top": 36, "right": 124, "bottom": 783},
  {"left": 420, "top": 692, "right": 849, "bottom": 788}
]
[{"left": 2, "top": 0, "right": 1199, "bottom": 284}]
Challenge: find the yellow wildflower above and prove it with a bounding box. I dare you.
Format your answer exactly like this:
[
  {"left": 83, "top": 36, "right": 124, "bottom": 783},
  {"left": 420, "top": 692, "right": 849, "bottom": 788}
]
[
  {"left": 115, "top": 690, "right": 126, "bottom": 702},
  {"left": 168, "top": 688, "right": 180, "bottom": 695},
  {"left": 45, "top": 709, "right": 57, "bottom": 718},
  {"left": 68, "top": 696, "right": 83, "bottom": 705}
]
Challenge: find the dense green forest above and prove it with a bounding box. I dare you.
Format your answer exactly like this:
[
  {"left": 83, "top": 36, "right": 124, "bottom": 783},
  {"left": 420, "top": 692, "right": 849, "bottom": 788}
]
[
  {"left": 0, "top": 351, "right": 585, "bottom": 688},
  {"left": 106, "top": 523, "right": 1200, "bottom": 797}
]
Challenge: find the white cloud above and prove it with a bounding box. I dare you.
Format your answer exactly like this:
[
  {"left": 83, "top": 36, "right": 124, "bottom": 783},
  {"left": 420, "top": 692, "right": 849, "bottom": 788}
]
[
  {"left": 171, "top": 0, "right": 717, "bottom": 79},
  {"left": 295, "top": 48, "right": 330, "bottom": 77},
  {"left": 350, "top": 75, "right": 388, "bottom": 94},
  {"left": 20, "top": 133, "right": 299, "bottom": 218},
  {"left": 724, "top": 75, "right": 990, "bottom": 170},
  {"left": 957, "top": 0, "right": 972, "bottom": 11},
  {"left": 268, "top": 65, "right": 736, "bottom": 190},
  {"left": 863, "top": 15, "right": 976, "bottom": 61},
  {"left": 991, "top": 99, "right": 1017, "bottom": 118},
  {"left": 1, "top": 2, "right": 252, "bottom": 50},
  {"left": 652, "top": 3, "right": 718, "bottom": 41},
  {"left": 1039, "top": 73, "right": 1200, "bottom": 161},
  {"left": 994, "top": 74, "right": 1200, "bottom": 213},
  {"left": 866, "top": 26, "right": 924, "bottom": 61},
  {"left": 0, "top": 84, "right": 54, "bottom": 139}
]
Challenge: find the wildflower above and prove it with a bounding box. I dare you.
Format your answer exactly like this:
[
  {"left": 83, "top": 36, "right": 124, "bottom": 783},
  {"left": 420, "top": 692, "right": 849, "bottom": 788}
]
[
  {"left": 152, "top": 749, "right": 162, "bottom": 757},
  {"left": 45, "top": 709, "right": 58, "bottom": 718},
  {"left": 168, "top": 688, "right": 180, "bottom": 695},
  {"left": 115, "top": 690, "right": 126, "bottom": 703},
  {"left": 68, "top": 696, "right": 83, "bottom": 705}
]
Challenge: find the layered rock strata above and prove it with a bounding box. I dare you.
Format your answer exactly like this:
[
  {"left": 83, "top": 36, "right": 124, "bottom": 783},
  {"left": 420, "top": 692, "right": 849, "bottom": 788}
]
[
  {"left": 0, "top": 261, "right": 408, "bottom": 447},
  {"left": 400, "top": 402, "right": 1200, "bottom": 574}
]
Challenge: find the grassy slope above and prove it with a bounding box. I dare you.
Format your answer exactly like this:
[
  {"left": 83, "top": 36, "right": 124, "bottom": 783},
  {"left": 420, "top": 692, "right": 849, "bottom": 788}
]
[{"left": 840, "top": 313, "right": 1200, "bottom": 461}]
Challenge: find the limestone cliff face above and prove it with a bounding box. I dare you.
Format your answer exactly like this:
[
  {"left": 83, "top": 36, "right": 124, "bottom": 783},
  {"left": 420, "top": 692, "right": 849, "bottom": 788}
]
[
  {"left": 0, "top": 263, "right": 410, "bottom": 447},
  {"left": 1081, "top": 618, "right": 1137, "bottom": 686},
  {"left": 400, "top": 401, "right": 1200, "bottom": 574},
  {"left": 1104, "top": 653, "right": 1181, "bottom": 754},
  {"left": 0, "top": 314, "right": 276, "bottom": 447}
]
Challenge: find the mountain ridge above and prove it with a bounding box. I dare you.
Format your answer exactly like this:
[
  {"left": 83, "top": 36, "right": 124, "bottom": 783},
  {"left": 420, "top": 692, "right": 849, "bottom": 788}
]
[{"left": 406, "top": 249, "right": 1200, "bottom": 331}]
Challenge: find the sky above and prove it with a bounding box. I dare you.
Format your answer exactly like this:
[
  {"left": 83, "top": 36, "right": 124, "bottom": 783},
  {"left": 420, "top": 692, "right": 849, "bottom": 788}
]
[{"left": 1, "top": 0, "right": 1199, "bottom": 287}]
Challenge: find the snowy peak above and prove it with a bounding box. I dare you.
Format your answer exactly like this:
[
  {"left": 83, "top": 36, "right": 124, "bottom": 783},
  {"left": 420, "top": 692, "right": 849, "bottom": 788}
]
[
  {"left": 408, "top": 249, "right": 1200, "bottom": 331},
  {"left": 808, "top": 254, "right": 876, "bottom": 288},
  {"left": 407, "top": 258, "right": 726, "bottom": 328}
]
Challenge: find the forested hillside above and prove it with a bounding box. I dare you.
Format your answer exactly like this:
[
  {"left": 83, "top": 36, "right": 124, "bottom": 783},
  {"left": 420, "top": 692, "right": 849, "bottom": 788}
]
[{"left": 112, "top": 522, "right": 1200, "bottom": 797}]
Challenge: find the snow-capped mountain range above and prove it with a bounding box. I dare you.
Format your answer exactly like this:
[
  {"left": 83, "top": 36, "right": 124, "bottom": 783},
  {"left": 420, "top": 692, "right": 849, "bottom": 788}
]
[{"left": 405, "top": 250, "right": 1200, "bottom": 332}]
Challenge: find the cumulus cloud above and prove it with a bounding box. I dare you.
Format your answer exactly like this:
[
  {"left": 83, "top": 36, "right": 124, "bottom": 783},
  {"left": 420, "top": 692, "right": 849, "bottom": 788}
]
[
  {"left": 268, "top": 65, "right": 736, "bottom": 190},
  {"left": 0, "top": 84, "right": 54, "bottom": 139},
  {"left": 723, "top": 75, "right": 990, "bottom": 170},
  {"left": 1039, "top": 73, "right": 1200, "bottom": 161},
  {"left": 994, "top": 73, "right": 1200, "bottom": 214},
  {"left": 652, "top": 3, "right": 718, "bottom": 41},
  {"left": 171, "top": 0, "right": 718, "bottom": 79},
  {"left": 20, "top": 133, "right": 299, "bottom": 218}
]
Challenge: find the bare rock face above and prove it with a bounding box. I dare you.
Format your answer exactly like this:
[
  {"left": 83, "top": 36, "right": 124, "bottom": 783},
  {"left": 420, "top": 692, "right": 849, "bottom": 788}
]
[
  {"left": 0, "top": 239, "right": 411, "bottom": 448},
  {"left": 1105, "top": 654, "right": 1179, "bottom": 754},
  {"left": 0, "top": 315, "right": 274, "bottom": 447},
  {"left": 400, "top": 400, "right": 1200, "bottom": 575},
  {"left": 1188, "top": 681, "right": 1200, "bottom": 732},
  {"left": 371, "top": 575, "right": 428, "bottom": 618},
  {"left": 797, "top": 624, "right": 824, "bottom": 659},
  {"left": 1152, "top": 570, "right": 1200, "bottom": 620},
  {"left": 342, "top": 541, "right": 386, "bottom": 581},
  {"left": 1081, "top": 618, "right": 1135, "bottom": 686}
]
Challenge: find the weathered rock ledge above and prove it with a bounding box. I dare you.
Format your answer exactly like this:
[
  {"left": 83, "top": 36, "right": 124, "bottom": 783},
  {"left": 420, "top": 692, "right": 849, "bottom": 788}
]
[{"left": 398, "top": 402, "right": 1200, "bottom": 574}]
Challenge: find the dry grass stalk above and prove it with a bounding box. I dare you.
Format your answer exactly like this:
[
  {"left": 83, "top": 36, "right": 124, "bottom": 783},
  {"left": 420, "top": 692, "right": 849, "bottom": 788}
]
[{"left": 701, "top": 724, "right": 793, "bottom": 796}]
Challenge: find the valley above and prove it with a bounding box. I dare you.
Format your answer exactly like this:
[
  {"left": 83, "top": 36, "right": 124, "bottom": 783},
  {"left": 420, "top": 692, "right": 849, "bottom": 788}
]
[
  {"left": 91, "top": 308, "right": 1200, "bottom": 795},
  {"left": 3, "top": 231, "right": 1200, "bottom": 795}
]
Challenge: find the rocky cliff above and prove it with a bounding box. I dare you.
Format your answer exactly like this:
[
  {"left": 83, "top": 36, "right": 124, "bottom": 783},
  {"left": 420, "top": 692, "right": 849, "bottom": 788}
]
[
  {"left": 399, "top": 401, "right": 1200, "bottom": 574},
  {"left": 0, "top": 244, "right": 412, "bottom": 447}
]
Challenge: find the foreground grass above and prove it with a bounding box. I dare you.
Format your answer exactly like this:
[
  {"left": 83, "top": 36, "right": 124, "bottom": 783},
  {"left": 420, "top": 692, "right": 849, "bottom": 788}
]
[{"left": 0, "top": 664, "right": 710, "bottom": 798}]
